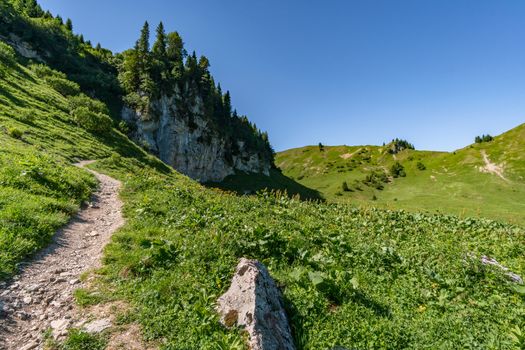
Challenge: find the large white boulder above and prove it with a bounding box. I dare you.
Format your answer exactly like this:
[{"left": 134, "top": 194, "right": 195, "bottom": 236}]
[{"left": 217, "top": 258, "right": 295, "bottom": 350}]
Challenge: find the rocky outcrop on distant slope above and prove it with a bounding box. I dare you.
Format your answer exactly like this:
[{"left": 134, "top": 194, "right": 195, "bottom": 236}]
[
  {"left": 217, "top": 258, "right": 295, "bottom": 350},
  {"left": 123, "top": 95, "right": 272, "bottom": 182}
]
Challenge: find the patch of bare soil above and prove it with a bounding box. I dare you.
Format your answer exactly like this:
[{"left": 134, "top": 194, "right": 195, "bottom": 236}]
[
  {"left": 339, "top": 148, "right": 361, "bottom": 160},
  {"left": 478, "top": 150, "right": 508, "bottom": 181}
]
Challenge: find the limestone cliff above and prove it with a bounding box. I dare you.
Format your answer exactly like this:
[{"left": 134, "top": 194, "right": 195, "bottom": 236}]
[{"left": 122, "top": 95, "right": 272, "bottom": 182}]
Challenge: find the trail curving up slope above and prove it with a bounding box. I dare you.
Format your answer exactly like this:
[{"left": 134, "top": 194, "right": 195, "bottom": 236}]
[
  {"left": 0, "top": 161, "right": 123, "bottom": 350},
  {"left": 480, "top": 150, "right": 508, "bottom": 182}
]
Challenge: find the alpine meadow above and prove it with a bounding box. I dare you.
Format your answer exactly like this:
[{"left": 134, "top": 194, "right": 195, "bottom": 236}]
[{"left": 0, "top": 1, "right": 524, "bottom": 350}]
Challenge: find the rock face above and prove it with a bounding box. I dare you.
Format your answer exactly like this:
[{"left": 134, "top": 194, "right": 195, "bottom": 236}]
[
  {"left": 0, "top": 34, "right": 43, "bottom": 61},
  {"left": 122, "top": 95, "right": 272, "bottom": 182},
  {"left": 217, "top": 258, "right": 295, "bottom": 350}
]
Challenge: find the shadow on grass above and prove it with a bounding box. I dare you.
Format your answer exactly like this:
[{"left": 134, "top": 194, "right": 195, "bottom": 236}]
[
  {"left": 205, "top": 169, "right": 324, "bottom": 202},
  {"left": 96, "top": 130, "right": 172, "bottom": 175}
]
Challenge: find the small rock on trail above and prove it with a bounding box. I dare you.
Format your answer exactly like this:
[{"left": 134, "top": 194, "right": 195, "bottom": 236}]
[
  {"left": 0, "top": 162, "right": 123, "bottom": 349},
  {"left": 217, "top": 258, "right": 295, "bottom": 350}
]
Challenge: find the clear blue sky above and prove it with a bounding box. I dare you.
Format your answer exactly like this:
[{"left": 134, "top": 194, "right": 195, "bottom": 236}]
[{"left": 39, "top": 0, "right": 525, "bottom": 152}]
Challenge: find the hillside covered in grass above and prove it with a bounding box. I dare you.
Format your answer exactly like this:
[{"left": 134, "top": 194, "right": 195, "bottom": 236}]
[
  {"left": 276, "top": 129, "right": 525, "bottom": 225},
  {"left": 1, "top": 35, "right": 524, "bottom": 349}
]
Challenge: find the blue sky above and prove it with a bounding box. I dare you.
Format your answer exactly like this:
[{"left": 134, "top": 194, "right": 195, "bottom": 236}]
[{"left": 39, "top": 0, "right": 525, "bottom": 151}]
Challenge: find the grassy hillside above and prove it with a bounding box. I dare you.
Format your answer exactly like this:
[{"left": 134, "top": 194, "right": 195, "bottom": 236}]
[
  {"left": 276, "top": 129, "right": 525, "bottom": 225},
  {"left": 1, "top": 35, "right": 525, "bottom": 350}
]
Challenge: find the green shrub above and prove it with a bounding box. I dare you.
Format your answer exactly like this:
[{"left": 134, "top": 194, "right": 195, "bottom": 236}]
[
  {"left": 342, "top": 181, "right": 351, "bottom": 192},
  {"left": 45, "top": 76, "right": 81, "bottom": 96},
  {"left": 67, "top": 94, "right": 108, "bottom": 115},
  {"left": 475, "top": 134, "right": 494, "bottom": 143},
  {"left": 363, "top": 170, "right": 389, "bottom": 190},
  {"left": 71, "top": 107, "right": 112, "bottom": 133},
  {"left": 390, "top": 161, "right": 406, "bottom": 178},
  {"left": 30, "top": 64, "right": 66, "bottom": 79},
  {"left": 117, "top": 120, "right": 131, "bottom": 134},
  {"left": 0, "top": 41, "right": 16, "bottom": 65},
  {"left": 123, "top": 92, "right": 149, "bottom": 112},
  {"left": 416, "top": 161, "right": 426, "bottom": 171},
  {"left": 7, "top": 127, "right": 23, "bottom": 139}
]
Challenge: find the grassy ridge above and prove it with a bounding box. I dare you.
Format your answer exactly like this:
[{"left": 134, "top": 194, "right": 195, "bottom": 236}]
[
  {"left": 276, "top": 130, "right": 525, "bottom": 225},
  {"left": 1, "top": 43, "right": 525, "bottom": 348}
]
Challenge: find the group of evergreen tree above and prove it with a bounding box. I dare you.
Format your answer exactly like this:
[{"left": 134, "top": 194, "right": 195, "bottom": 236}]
[
  {"left": 474, "top": 134, "right": 494, "bottom": 143},
  {"left": 118, "top": 22, "right": 274, "bottom": 164},
  {"left": 387, "top": 138, "right": 415, "bottom": 154}
]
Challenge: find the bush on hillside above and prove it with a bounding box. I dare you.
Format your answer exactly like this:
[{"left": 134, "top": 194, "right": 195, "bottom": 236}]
[
  {"left": 7, "top": 127, "right": 23, "bottom": 139},
  {"left": 363, "top": 170, "right": 389, "bottom": 190},
  {"left": 416, "top": 161, "right": 426, "bottom": 170},
  {"left": 71, "top": 107, "right": 112, "bottom": 133},
  {"left": 0, "top": 41, "right": 16, "bottom": 66},
  {"left": 342, "top": 181, "right": 351, "bottom": 192},
  {"left": 117, "top": 120, "right": 132, "bottom": 134},
  {"left": 45, "top": 76, "right": 81, "bottom": 96},
  {"left": 68, "top": 94, "right": 108, "bottom": 115},
  {"left": 390, "top": 162, "right": 406, "bottom": 178},
  {"left": 30, "top": 64, "right": 66, "bottom": 79},
  {"left": 475, "top": 134, "right": 494, "bottom": 143}
]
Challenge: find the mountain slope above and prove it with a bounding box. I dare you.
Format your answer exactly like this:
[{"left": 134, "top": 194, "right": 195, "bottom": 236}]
[{"left": 276, "top": 126, "right": 525, "bottom": 225}]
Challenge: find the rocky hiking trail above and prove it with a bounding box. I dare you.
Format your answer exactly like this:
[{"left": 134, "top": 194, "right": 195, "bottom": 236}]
[{"left": 0, "top": 161, "right": 124, "bottom": 350}]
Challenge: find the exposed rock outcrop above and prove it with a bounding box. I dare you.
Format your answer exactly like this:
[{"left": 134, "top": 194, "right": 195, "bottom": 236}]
[
  {"left": 217, "top": 258, "right": 295, "bottom": 350},
  {"left": 122, "top": 95, "right": 272, "bottom": 182},
  {"left": 0, "top": 34, "right": 44, "bottom": 61}
]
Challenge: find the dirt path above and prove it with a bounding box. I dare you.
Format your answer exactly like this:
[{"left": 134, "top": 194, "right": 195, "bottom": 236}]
[
  {"left": 0, "top": 161, "right": 123, "bottom": 350},
  {"left": 480, "top": 150, "right": 507, "bottom": 181}
]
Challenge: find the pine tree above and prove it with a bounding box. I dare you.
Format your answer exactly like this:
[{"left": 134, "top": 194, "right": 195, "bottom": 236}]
[
  {"left": 152, "top": 22, "right": 169, "bottom": 91},
  {"left": 65, "top": 18, "right": 73, "bottom": 31},
  {"left": 137, "top": 21, "right": 150, "bottom": 56},
  {"left": 152, "top": 22, "right": 167, "bottom": 58},
  {"left": 223, "top": 91, "right": 232, "bottom": 119},
  {"left": 166, "top": 32, "right": 185, "bottom": 81}
]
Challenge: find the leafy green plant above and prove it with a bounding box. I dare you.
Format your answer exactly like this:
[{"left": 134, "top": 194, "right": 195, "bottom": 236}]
[
  {"left": 416, "top": 161, "right": 426, "bottom": 170},
  {"left": 363, "top": 170, "right": 389, "bottom": 190},
  {"left": 62, "top": 329, "right": 106, "bottom": 350},
  {"left": 46, "top": 76, "right": 81, "bottom": 96},
  {"left": 390, "top": 161, "right": 406, "bottom": 178},
  {"left": 7, "top": 127, "right": 23, "bottom": 139},
  {"left": 0, "top": 41, "right": 16, "bottom": 65},
  {"left": 68, "top": 94, "right": 109, "bottom": 115},
  {"left": 71, "top": 107, "right": 112, "bottom": 133}
]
